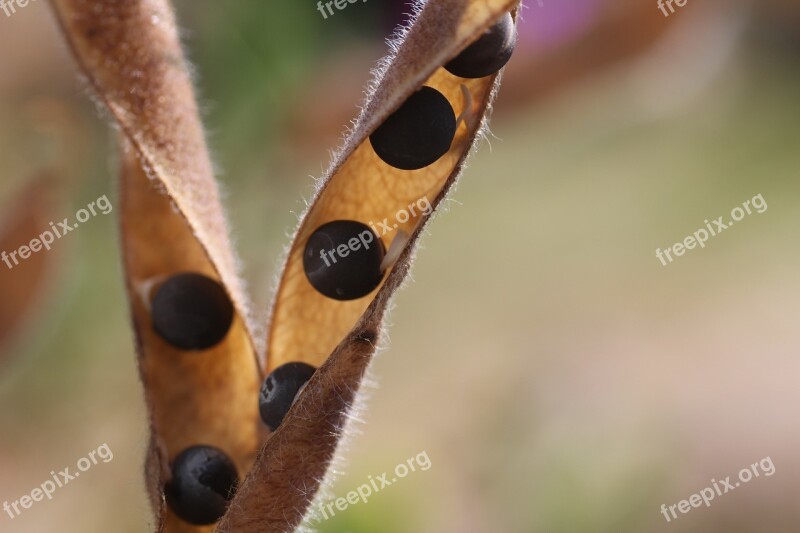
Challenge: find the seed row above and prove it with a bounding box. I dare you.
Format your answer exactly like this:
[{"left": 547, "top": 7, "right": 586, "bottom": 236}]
[
  {"left": 300, "top": 10, "right": 517, "bottom": 302},
  {"left": 148, "top": 272, "right": 240, "bottom": 523}
]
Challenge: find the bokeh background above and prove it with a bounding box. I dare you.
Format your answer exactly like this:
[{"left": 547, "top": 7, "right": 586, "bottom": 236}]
[{"left": 1, "top": 0, "right": 800, "bottom": 531}]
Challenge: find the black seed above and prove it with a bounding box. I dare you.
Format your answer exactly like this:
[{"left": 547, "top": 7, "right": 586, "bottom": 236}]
[
  {"left": 445, "top": 12, "right": 516, "bottom": 79},
  {"left": 165, "top": 445, "right": 239, "bottom": 525},
  {"left": 259, "top": 362, "right": 317, "bottom": 431},
  {"left": 369, "top": 86, "right": 456, "bottom": 170},
  {"left": 303, "top": 220, "right": 385, "bottom": 301},
  {"left": 151, "top": 272, "right": 234, "bottom": 350}
]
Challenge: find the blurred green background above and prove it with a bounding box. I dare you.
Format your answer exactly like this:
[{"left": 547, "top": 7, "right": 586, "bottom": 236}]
[{"left": 1, "top": 0, "right": 799, "bottom": 532}]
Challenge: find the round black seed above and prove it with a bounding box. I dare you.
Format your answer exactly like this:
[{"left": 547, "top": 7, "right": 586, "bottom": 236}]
[
  {"left": 166, "top": 445, "right": 239, "bottom": 525},
  {"left": 369, "top": 86, "right": 456, "bottom": 170},
  {"left": 151, "top": 272, "right": 234, "bottom": 350},
  {"left": 303, "top": 220, "right": 385, "bottom": 301},
  {"left": 445, "top": 12, "right": 516, "bottom": 79},
  {"left": 259, "top": 362, "right": 317, "bottom": 431}
]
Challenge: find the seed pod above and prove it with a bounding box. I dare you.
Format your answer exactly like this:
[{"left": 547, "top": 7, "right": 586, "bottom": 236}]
[
  {"left": 445, "top": 12, "right": 516, "bottom": 79},
  {"left": 166, "top": 445, "right": 239, "bottom": 525},
  {"left": 303, "top": 220, "right": 385, "bottom": 300},
  {"left": 151, "top": 272, "right": 235, "bottom": 350},
  {"left": 50, "top": 1, "right": 263, "bottom": 527},
  {"left": 259, "top": 362, "right": 317, "bottom": 431},
  {"left": 369, "top": 86, "right": 456, "bottom": 170},
  {"left": 226, "top": 4, "right": 519, "bottom": 530}
]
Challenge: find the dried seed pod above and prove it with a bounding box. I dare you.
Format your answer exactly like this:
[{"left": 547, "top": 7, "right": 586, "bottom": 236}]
[
  {"left": 369, "top": 86, "right": 457, "bottom": 170},
  {"left": 303, "top": 220, "right": 385, "bottom": 300},
  {"left": 166, "top": 445, "right": 239, "bottom": 525},
  {"left": 264, "top": 0, "right": 519, "bottom": 376},
  {"left": 221, "top": 2, "right": 520, "bottom": 531},
  {"left": 151, "top": 272, "right": 235, "bottom": 350},
  {"left": 259, "top": 362, "right": 316, "bottom": 431},
  {"left": 445, "top": 11, "right": 516, "bottom": 79},
  {"left": 50, "top": 2, "right": 262, "bottom": 531}
]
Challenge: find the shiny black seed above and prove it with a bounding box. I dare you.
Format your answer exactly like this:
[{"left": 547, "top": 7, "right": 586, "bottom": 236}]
[
  {"left": 445, "top": 12, "right": 516, "bottom": 79},
  {"left": 369, "top": 86, "right": 456, "bottom": 170},
  {"left": 151, "top": 272, "right": 234, "bottom": 350},
  {"left": 165, "top": 445, "right": 239, "bottom": 525},
  {"left": 303, "top": 220, "right": 385, "bottom": 301},
  {"left": 259, "top": 362, "right": 317, "bottom": 431}
]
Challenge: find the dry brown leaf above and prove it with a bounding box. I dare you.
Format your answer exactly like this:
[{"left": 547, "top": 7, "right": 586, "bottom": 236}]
[
  {"left": 0, "top": 173, "right": 60, "bottom": 362},
  {"left": 220, "top": 1, "right": 519, "bottom": 530},
  {"left": 49, "top": 1, "right": 261, "bottom": 531}
]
